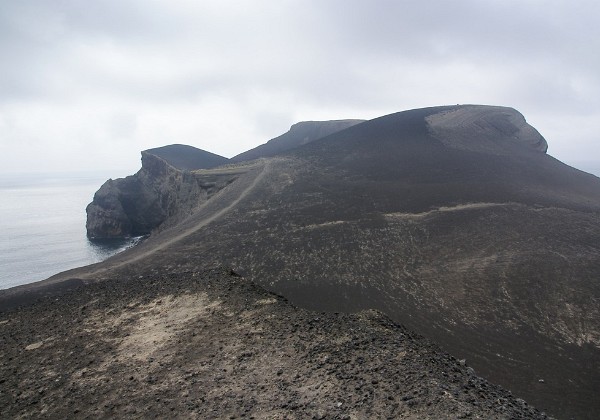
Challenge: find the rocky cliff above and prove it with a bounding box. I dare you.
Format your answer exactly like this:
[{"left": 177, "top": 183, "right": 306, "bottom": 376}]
[
  {"left": 425, "top": 105, "right": 548, "bottom": 154},
  {"left": 86, "top": 148, "right": 235, "bottom": 239}
]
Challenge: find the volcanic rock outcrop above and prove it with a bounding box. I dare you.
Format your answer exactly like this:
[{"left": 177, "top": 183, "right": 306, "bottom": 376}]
[
  {"left": 426, "top": 105, "right": 548, "bottom": 154},
  {"left": 86, "top": 146, "right": 234, "bottom": 239},
  {"left": 6, "top": 105, "right": 600, "bottom": 419}
]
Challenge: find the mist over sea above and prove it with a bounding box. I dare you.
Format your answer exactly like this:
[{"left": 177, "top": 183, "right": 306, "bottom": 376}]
[{"left": 0, "top": 172, "right": 139, "bottom": 290}]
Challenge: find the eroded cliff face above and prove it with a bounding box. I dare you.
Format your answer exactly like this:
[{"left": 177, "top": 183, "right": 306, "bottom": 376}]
[
  {"left": 86, "top": 152, "right": 237, "bottom": 239},
  {"left": 425, "top": 105, "right": 548, "bottom": 154}
]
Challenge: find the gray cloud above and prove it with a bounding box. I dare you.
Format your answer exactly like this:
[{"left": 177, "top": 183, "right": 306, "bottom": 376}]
[{"left": 0, "top": 1, "right": 598, "bottom": 174}]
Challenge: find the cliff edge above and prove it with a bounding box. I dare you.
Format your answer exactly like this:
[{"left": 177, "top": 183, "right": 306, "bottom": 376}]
[
  {"left": 425, "top": 105, "right": 548, "bottom": 154},
  {"left": 86, "top": 146, "right": 232, "bottom": 239}
]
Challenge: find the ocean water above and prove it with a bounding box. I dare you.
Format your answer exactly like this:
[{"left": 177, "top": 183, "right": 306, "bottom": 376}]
[{"left": 0, "top": 172, "right": 139, "bottom": 290}]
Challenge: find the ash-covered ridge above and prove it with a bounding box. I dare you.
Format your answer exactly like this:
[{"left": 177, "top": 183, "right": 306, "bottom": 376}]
[
  {"left": 144, "top": 144, "right": 229, "bottom": 171},
  {"left": 232, "top": 119, "right": 365, "bottom": 162}
]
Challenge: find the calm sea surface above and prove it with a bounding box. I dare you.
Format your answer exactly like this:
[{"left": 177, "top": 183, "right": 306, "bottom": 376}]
[{"left": 0, "top": 172, "right": 139, "bottom": 290}]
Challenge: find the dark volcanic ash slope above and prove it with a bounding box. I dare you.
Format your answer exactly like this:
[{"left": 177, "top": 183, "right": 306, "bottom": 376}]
[
  {"left": 0, "top": 267, "right": 549, "bottom": 419},
  {"left": 66, "top": 105, "right": 599, "bottom": 419},
  {"left": 210, "top": 106, "right": 599, "bottom": 419},
  {"left": 231, "top": 119, "right": 365, "bottom": 162}
]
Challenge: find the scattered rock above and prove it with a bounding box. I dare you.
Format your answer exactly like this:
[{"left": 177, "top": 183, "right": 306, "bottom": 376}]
[{"left": 0, "top": 268, "right": 551, "bottom": 419}]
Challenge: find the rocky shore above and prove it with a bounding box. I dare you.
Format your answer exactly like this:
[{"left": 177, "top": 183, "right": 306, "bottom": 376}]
[{"left": 0, "top": 267, "right": 549, "bottom": 419}]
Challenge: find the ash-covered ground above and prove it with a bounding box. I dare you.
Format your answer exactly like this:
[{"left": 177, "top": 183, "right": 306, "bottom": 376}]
[{"left": 0, "top": 267, "right": 549, "bottom": 419}]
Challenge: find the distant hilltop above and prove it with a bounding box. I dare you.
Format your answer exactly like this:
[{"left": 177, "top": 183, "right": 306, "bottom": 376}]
[
  {"left": 136, "top": 119, "right": 366, "bottom": 173},
  {"left": 231, "top": 119, "right": 365, "bottom": 162},
  {"left": 425, "top": 104, "right": 547, "bottom": 153},
  {"left": 143, "top": 144, "right": 229, "bottom": 171}
]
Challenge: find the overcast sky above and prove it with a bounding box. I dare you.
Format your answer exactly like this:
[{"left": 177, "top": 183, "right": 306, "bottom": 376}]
[{"left": 1, "top": 0, "right": 599, "bottom": 176}]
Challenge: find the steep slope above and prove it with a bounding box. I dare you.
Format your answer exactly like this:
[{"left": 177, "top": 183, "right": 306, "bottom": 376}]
[
  {"left": 426, "top": 105, "right": 548, "bottom": 153},
  {"left": 231, "top": 119, "right": 364, "bottom": 162},
  {"left": 86, "top": 147, "right": 233, "bottom": 239}
]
